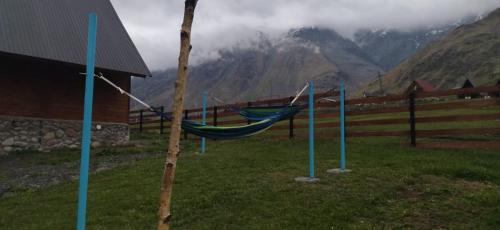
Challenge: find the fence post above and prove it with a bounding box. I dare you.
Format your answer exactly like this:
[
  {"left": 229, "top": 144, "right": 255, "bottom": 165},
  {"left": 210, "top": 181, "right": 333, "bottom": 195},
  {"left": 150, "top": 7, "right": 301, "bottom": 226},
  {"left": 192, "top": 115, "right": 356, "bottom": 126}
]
[
  {"left": 409, "top": 92, "right": 416, "bottom": 147},
  {"left": 289, "top": 96, "right": 294, "bottom": 139},
  {"left": 213, "top": 106, "right": 218, "bottom": 126},
  {"left": 183, "top": 109, "right": 188, "bottom": 140},
  {"left": 139, "top": 109, "right": 143, "bottom": 133},
  {"left": 160, "top": 106, "right": 165, "bottom": 134},
  {"left": 201, "top": 92, "right": 207, "bottom": 154},
  {"left": 247, "top": 102, "right": 252, "bottom": 124}
]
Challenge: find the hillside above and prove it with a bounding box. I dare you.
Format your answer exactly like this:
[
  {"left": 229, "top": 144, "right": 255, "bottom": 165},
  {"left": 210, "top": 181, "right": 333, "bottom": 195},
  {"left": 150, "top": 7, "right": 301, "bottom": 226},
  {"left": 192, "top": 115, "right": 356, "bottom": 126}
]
[
  {"left": 131, "top": 17, "right": 479, "bottom": 109},
  {"left": 365, "top": 8, "right": 500, "bottom": 95},
  {"left": 132, "top": 28, "right": 383, "bottom": 109},
  {"left": 355, "top": 28, "right": 453, "bottom": 70},
  {"left": 354, "top": 15, "right": 481, "bottom": 71}
]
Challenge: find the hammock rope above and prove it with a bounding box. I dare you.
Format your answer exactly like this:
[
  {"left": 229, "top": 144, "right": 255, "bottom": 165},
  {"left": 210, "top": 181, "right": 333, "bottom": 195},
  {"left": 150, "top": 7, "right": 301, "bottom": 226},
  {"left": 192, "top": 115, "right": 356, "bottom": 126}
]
[
  {"left": 81, "top": 73, "right": 304, "bottom": 139},
  {"left": 290, "top": 83, "right": 309, "bottom": 105}
]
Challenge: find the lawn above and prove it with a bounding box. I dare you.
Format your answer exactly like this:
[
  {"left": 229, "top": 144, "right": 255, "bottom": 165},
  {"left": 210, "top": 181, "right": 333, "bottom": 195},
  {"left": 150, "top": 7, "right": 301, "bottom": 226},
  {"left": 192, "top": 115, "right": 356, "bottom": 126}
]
[{"left": 1, "top": 134, "right": 499, "bottom": 229}]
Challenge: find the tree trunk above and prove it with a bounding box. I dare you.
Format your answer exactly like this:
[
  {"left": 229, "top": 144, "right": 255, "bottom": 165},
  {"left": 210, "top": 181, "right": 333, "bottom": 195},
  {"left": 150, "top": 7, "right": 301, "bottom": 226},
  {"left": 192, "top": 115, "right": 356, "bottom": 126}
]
[{"left": 157, "top": 1, "right": 198, "bottom": 229}]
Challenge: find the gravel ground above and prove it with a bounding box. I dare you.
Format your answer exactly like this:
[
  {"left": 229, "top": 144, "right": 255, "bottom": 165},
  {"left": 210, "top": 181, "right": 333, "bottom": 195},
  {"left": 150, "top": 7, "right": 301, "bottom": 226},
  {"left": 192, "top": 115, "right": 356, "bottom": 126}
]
[{"left": 0, "top": 150, "right": 159, "bottom": 198}]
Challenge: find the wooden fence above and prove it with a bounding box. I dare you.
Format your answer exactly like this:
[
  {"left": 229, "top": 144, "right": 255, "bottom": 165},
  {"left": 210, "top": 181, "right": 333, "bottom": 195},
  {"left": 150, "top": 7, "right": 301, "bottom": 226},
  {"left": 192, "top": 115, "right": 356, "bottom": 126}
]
[{"left": 129, "top": 85, "right": 500, "bottom": 147}]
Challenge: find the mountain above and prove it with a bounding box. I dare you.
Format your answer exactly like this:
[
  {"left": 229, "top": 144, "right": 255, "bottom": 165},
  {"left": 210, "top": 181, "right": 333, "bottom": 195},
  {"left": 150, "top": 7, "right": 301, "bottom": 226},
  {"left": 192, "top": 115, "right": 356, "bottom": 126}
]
[
  {"left": 355, "top": 28, "right": 451, "bottom": 70},
  {"left": 364, "top": 8, "right": 500, "bottom": 95},
  {"left": 132, "top": 28, "right": 383, "bottom": 109},
  {"left": 354, "top": 15, "right": 482, "bottom": 70},
  {"left": 131, "top": 14, "right": 486, "bottom": 109}
]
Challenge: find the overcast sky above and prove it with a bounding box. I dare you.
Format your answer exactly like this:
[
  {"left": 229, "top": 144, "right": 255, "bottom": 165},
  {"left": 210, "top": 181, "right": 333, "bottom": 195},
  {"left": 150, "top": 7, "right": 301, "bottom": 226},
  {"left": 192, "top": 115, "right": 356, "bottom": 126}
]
[{"left": 110, "top": 0, "right": 500, "bottom": 71}]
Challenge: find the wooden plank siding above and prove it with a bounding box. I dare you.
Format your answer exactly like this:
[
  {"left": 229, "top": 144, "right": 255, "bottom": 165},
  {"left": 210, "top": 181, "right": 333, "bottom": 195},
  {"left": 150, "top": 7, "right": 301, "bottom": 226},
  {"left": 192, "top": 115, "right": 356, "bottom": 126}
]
[{"left": 0, "top": 57, "right": 131, "bottom": 123}]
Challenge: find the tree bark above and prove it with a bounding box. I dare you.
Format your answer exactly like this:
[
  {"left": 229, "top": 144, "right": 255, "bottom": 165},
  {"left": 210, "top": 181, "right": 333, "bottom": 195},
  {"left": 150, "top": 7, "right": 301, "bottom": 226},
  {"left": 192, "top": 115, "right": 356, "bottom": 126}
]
[{"left": 157, "top": 1, "right": 198, "bottom": 229}]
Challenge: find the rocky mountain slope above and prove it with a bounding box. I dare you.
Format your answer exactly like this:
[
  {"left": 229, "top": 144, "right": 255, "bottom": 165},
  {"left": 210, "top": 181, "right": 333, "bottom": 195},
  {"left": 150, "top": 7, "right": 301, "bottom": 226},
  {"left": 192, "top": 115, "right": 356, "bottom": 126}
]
[
  {"left": 354, "top": 15, "right": 482, "bottom": 71},
  {"left": 355, "top": 28, "right": 452, "bottom": 71},
  {"left": 131, "top": 15, "right": 483, "bottom": 109},
  {"left": 364, "top": 8, "right": 500, "bottom": 95},
  {"left": 132, "top": 28, "right": 383, "bottom": 109}
]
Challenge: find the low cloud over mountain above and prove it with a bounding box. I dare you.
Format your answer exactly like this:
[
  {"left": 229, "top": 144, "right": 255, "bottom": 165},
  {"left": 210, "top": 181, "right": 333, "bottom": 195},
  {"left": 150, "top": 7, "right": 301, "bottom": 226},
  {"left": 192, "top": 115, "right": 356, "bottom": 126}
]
[{"left": 111, "top": 0, "right": 499, "bottom": 70}]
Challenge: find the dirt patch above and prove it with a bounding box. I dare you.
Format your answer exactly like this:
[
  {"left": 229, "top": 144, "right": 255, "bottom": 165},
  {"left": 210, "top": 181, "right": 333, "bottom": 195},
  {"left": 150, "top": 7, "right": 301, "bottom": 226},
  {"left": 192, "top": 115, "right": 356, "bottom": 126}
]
[
  {"left": 403, "top": 210, "right": 447, "bottom": 229},
  {"left": 454, "top": 179, "right": 494, "bottom": 190},
  {"left": 0, "top": 151, "right": 158, "bottom": 198},
  {"left": 421, "top": 175, "right": 493, "bottom": 191},
  {"left": 398, "top": 185, "right": 425, "bottom": 202},
  {"left": 398, "top": 175, "right": 498, "bottom": 228},
  {"left": 269, "top": 171, "right": 289, "bottom": 181}
]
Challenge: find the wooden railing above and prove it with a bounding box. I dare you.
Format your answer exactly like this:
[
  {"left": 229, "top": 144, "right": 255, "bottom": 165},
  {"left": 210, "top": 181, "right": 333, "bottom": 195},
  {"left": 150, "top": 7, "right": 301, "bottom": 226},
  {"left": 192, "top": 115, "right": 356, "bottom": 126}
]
[
  {"left": 128, "top": 90, "right": 338, "bottom": 134},
  {"left": 129, "top": 85, "right": 500, "bottom": 147}
]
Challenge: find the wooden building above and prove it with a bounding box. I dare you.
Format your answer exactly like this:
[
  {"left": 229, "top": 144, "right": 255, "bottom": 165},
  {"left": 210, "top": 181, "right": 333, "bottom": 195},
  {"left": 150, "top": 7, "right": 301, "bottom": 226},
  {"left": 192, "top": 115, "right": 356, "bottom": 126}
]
[
  {"left": 0, "top": 0, "right": 151, "bottom": 154},
  {"left": 458, "top": 78, "right": 480, "bottom": 99},
  {"left": 488, "top": 79, "right": 500, "bottom": 98}
]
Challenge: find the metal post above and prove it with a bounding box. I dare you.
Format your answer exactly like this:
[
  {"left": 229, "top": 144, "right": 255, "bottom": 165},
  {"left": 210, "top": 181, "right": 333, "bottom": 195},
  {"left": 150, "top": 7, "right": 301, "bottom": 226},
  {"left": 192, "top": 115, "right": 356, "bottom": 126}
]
[
  {"left": 160, "top": 106, "right": 165, "bottom": 134},
  {"left": 201, "top": 92, "right": 207, "bottom": 153},
  {"left": 340, "top": 81, "right": 346, "bottom": 170},
  {"left": 308, "top": 80, "right": 315, "bottom": 178},
  {"left": 409, "top": 92, "right": 416, "bottom": 147},
  {"left": 183, "top": 110, "right": 188, "bottom": 140},
  {"left": 294, "top": 81, "right": 319, "bottom": 182},
  {"left": 327, "top": 80, "right": 351, "bottom": 174},
  {"left": 77, "top": 13, "right": 97, "bottom": 230},
  {"left": 213, "top": 106, "right": 218, "bottom": 126},
  {"left": 139, "top": 110, "right": 143, "bottom": 133}
]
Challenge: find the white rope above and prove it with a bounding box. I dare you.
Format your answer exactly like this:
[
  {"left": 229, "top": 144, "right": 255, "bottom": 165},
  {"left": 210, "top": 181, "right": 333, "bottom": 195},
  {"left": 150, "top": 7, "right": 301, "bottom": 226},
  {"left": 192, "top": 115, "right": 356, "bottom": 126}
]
[
  {"left": 79, "top": 72, "right": 155, "bottom": 111},
  {"left": 318, "top": 98, "right": 337, "bottom": 102},
  {"left": 82, "top": 72, "right": 308, "bottom": 111},
  {"left": 290, "top": 83, "right": 309, "bottom": 105},
  {"left": 211, "top": 95, "right": 225, "bottom": 104}
]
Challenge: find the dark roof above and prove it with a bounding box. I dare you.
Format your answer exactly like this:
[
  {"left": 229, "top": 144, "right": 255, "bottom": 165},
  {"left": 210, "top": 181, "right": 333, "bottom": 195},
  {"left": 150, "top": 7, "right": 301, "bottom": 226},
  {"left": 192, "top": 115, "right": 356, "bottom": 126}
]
[
  {"left": 414, "top": 80, "right": 435, "bottom": 92},
  {"left": 405, "top": 80, "right": 435, "bottom": 94},
  {"left": 0, "top": 0, "right": 151, "bottom": 77},
  {"left": 462, "top": 78, "right": 475, "bottom": 88}
]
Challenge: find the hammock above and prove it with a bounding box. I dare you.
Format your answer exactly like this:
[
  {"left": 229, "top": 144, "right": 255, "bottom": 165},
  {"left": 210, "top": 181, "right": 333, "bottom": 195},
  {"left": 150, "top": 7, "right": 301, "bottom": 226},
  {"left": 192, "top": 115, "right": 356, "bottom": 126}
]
[
  {"left": 182, "top": 105, "right": 302, "bottom": 139},
  {"left": 239, "top": 106, "right": 301, "bottom": 121},
  {"left": 85, "top": 73, "right": 304, "bottom": 139}
]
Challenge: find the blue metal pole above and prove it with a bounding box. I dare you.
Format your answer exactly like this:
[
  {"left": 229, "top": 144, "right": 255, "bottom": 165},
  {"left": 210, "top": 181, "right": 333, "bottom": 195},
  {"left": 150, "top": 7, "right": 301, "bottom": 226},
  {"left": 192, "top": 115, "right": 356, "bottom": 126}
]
[
  {"left": 77, "top": 13, "right": 97, "bottom": 230},
  {"left": 340, "top": 80, "right": 346, "bottom": 170},
  {"left": 309, "top": 81, "right": 315, "bottom": 178},
  {"left": 201, "top": 91, "right": 207, "bottom": 153}
]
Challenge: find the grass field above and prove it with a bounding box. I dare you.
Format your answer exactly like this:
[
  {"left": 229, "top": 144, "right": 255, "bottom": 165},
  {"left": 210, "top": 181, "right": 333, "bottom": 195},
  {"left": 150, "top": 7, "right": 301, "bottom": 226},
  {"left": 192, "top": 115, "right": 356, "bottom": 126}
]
[{"left": 1, "top": 133, "right": 499, "bottom": 229}]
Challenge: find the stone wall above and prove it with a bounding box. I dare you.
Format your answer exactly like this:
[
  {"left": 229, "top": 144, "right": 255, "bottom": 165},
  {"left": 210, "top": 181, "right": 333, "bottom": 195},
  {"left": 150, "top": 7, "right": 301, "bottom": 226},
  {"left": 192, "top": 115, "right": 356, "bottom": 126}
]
[{"left": 0, "top": 116, "right": 129, "bottom": 155}]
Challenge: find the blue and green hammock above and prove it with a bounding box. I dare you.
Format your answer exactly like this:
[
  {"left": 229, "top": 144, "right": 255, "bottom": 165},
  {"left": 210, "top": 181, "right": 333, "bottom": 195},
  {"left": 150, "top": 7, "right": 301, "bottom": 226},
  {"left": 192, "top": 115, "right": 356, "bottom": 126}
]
[
  {"left": 88, "top": 73, "right": 304, "bottom": 140},
  {"left": 180, "top": 105, "right": 302, "bottom": 139}
]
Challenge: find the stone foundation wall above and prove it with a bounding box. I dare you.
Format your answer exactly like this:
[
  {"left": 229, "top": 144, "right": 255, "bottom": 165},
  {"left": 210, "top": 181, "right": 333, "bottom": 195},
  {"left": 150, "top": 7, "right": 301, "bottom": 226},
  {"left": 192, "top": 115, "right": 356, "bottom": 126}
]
[{"left": 0, "top": 116, "right": 129, "bottom": 155}]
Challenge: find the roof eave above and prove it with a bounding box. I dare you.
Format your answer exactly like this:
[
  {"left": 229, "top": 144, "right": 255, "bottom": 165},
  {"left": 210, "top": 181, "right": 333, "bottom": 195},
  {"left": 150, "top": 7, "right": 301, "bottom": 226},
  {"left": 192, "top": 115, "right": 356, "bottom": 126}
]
[{"left": 1, "top": 51, "right": 151, "bottom": 78}]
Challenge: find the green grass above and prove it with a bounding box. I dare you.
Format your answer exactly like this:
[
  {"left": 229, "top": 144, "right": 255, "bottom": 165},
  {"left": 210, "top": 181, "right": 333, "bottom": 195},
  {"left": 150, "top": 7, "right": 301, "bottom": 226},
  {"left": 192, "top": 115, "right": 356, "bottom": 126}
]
[
  {"left": 1, "top": 135, "right": 499, "bottom": 229},
  {"left": 4, "top": 103, "right": 500, "bottom": 228}
]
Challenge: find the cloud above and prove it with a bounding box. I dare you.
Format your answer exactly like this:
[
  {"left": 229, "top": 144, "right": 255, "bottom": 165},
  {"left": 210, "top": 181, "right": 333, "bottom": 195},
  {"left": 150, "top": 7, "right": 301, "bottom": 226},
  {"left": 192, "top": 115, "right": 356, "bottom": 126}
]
[{"left": 110, "top": 0, "right": 500, "bottom": 70}]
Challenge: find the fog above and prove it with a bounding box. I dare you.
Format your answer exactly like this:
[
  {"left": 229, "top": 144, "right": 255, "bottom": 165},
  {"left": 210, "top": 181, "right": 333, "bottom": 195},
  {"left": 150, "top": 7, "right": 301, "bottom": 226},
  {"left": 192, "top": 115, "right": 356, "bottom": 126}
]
[{"left": 110, "top": 0, "right": 500, "bottom": 70}]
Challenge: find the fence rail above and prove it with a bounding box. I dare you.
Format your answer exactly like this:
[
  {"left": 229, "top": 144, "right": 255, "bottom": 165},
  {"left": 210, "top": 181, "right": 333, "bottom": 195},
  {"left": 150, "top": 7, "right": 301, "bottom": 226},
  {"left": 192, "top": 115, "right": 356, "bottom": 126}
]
[{"left": 129, "top": 84, "right": 500, "bottom": 146}]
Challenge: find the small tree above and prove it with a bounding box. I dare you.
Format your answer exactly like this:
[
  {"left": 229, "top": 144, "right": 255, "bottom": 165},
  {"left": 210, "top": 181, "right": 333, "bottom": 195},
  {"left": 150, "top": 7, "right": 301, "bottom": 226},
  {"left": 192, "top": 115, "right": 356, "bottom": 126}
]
[{"left": 157, "top": 1, "right": 198, "bottom": 229}]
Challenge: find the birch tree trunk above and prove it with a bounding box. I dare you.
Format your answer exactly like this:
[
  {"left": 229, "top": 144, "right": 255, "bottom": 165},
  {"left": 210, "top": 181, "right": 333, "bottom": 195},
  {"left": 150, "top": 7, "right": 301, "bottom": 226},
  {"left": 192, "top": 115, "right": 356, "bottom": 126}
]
[{"left": 157, "top": 1, "right": 198, "bottom": 229}]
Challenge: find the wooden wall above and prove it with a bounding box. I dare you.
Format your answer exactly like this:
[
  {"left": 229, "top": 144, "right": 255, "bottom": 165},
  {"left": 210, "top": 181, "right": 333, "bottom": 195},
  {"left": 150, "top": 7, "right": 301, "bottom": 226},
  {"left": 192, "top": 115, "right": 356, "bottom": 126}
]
[{"left": 0, "top": 53, "right": 131, "bottom": 123}]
